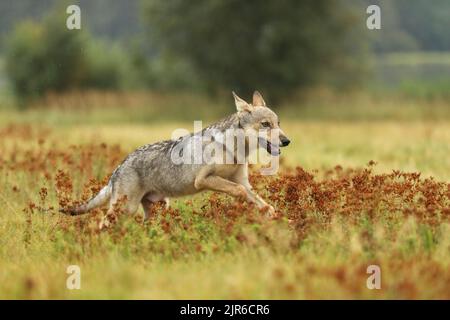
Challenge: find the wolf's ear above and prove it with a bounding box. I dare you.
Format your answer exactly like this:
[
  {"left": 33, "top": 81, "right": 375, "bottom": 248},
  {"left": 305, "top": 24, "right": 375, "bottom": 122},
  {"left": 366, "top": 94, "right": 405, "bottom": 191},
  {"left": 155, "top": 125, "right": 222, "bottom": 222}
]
[
  {"left": 232, "top": 91, "right": 252, "bottom": 112},
  {"left": 252, "top": 91, "right": 266, "bottom": 107}
]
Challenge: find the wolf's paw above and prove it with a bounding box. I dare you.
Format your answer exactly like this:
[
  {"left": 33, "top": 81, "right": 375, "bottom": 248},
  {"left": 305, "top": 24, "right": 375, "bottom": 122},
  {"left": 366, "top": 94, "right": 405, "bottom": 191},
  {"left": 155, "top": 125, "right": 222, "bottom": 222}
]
[
  {"left": 234, "top": 185, "right": 248, "bottom": 200},
  {"left": 59, "top": 207, "right": 75, "bottom": 215},
  {"left": 98, "top": 217, "right": 111, "bottom": 230},
  {"left": 260, "top": 204, "right": 276, "bottom": 218}
]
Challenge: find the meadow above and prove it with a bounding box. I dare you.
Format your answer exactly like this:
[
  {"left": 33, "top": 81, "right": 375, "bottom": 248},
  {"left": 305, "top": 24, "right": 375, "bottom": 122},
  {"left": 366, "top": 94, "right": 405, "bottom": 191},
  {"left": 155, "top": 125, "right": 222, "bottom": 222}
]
[{"left": 0, "top": 91, "right": 449, "bottom": 299}]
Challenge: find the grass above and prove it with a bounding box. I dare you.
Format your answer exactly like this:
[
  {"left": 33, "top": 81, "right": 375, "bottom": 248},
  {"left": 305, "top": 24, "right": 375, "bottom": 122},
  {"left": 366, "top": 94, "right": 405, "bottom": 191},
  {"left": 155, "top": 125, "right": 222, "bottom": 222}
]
[
  {"left": 373, "top": 52, "right": 450, "bottom": 99},
  {"left": 0, "top": 93, "right": 449, "bottom": 299},
  {"left": 380, "top": 52, "right": 450, "bottom": 66}
]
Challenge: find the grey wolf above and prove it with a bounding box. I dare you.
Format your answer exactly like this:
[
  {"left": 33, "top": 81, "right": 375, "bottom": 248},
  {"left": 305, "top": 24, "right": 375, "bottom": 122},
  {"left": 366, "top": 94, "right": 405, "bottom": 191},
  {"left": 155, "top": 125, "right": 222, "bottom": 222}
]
[{"left": 60, "top": 91, "right": 290, "bottom": 228}]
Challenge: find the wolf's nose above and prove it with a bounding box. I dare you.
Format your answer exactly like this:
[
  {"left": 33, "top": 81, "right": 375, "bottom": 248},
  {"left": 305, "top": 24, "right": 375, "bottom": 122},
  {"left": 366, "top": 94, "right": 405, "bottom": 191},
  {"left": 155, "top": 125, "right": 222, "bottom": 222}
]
[{"left": 280, "top": 137, "right": 290, "bottom": 147}]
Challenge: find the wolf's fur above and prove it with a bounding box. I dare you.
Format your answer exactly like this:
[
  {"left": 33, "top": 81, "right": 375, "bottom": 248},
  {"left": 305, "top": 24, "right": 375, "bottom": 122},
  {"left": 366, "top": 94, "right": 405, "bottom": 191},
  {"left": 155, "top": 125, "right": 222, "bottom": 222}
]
[{"left": 60, "top": 91, "right": 290, "bottom": 228}]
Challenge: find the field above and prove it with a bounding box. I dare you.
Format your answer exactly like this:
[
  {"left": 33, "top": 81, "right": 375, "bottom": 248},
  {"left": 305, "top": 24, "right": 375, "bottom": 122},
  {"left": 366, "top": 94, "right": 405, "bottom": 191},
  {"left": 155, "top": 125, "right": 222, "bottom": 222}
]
[{"left": 0, "top": 92, "right": 449, "bottom": 299}]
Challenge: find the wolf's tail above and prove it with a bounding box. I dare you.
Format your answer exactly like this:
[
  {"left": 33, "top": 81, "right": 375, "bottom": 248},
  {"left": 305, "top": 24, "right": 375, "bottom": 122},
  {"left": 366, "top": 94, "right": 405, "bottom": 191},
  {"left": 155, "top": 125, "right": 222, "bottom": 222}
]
[{"left": 59, "top": 183, "right": 112, "bottom": 215}]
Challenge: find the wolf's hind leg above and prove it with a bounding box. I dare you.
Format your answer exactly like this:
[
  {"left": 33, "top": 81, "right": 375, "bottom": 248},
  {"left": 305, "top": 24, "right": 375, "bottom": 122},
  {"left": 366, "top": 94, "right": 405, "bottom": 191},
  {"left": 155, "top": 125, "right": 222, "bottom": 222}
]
[
  {"left": 141, "top": 195, "right": 170, "bottom": 221},
  {"left": 164, "top": 197, "right": 170, "bottom": 209},
  {"left": 99, "top": 207, "right": 114, "bottom": 229},
  {"left": 99, "top": 193, "right": 141, "bottom": 229},
  {"left": 141, "top": 198, "right": 153, "bottom": 221}
]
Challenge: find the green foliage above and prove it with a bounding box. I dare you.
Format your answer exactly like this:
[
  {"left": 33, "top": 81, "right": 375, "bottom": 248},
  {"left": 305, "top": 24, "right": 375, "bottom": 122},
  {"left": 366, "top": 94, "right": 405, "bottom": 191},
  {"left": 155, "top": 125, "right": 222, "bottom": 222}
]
[
  {"left": 4, "top": 9, "right": 125, "bottom": 105},
  {"left": 360, "top": 0, "right": 450, "bottom": 53},
  {"left": 143, "top": 0, "right": 367, "bottom": 100},
  {"left": 0, "top": 0, "right": 141, "bottom": 52},
  {"left": 371, "top": 52, "right": 450, "bottom": 99},
  {"left": 83, "top": 41, "right": 125, "bottom": 90},
  {"left": 1, "top": 0, "right": 450, "bottom": 54}
]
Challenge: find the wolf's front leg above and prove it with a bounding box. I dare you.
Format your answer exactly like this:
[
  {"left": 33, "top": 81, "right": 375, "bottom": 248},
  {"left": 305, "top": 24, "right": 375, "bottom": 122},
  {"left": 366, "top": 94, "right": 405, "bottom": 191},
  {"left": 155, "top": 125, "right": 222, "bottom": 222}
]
[
  {"left": 195, "top": 174, "right": 274, "bottom": 216},
  {"left": 231, "top": 166, "right": 275, "bottom": 217},
  {"left": 195, "top": 175, "right": 248, "bottom": 200},
  {"left": 241, "top": 183, "right": 275, "bottom": 217}
]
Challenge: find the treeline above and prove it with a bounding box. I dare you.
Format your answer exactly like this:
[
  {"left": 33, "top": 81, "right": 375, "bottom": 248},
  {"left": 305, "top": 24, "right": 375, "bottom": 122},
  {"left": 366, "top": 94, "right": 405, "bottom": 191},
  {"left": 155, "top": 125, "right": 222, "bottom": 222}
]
[
  {"left": 0, "top": 0, "right": 141, "bottom": 51},
  {"left": 2, "top": 0, "right": 449, "bottom": 106},
  {"left": 3, "top": 0, "right": 366, "bottom": 104},
  {"left": 359, "top": 0, "right": 450, "bottom": 52},
  {"left": 1, "top": 0, "right": 449, "bottom": 53},
  {"left": 4, "top": 6, "right": 148, "bottom": 106}
]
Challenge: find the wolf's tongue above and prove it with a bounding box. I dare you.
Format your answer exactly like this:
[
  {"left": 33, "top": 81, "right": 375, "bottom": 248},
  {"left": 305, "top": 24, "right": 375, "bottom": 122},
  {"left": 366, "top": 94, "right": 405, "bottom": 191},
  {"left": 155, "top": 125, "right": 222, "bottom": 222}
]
[{"left": 270, "top": 144, "right": 280, "bottom": 156}]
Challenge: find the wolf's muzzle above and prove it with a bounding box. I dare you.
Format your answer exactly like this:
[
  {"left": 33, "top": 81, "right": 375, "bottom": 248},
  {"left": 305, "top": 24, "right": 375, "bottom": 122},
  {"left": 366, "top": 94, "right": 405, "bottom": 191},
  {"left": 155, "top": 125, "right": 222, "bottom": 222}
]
[{"left": 280, "top": 136, "right": 290, "bottom": 147}]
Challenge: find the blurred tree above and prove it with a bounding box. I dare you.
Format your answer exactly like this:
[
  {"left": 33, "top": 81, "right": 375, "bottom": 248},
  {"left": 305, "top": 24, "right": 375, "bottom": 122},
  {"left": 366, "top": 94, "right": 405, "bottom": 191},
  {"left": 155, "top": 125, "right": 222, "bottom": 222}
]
[
  {"left": 4, "top": 7, "right": 124, "bottom": 105},
  {"left": 0, "top": 0, "right": 142, "bottom": 51},
  {"left": 359, "top": 0, "right": 450, "bottom": 53},
  {"left": 143, "top": 0, "right": 367, "bottom": 100},
  {"left": 5, "top": 15, "right": 87, "bottom": 104},
  {"left": 360, "top": 0, "right": 419, "bottom": 53},
  {"left": 1, "top": 0, "right": 449, "bottom": 55},
  {"left": 395, "top": 0, "right": 450, "bottom": 51}
]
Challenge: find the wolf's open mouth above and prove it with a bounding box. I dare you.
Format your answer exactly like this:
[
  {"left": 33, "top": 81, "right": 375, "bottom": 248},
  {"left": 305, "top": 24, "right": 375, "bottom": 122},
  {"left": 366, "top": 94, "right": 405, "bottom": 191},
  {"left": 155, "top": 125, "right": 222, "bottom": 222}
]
[{"left": 258, "top": 137, "right": 280, "bottom": 156}]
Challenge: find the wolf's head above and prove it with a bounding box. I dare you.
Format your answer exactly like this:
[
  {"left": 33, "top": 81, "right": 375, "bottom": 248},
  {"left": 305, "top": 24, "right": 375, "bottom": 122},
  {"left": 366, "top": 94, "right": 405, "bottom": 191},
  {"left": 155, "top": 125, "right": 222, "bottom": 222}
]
[{"left": 232, "top": 91, "right": 290, "bottom": 156}]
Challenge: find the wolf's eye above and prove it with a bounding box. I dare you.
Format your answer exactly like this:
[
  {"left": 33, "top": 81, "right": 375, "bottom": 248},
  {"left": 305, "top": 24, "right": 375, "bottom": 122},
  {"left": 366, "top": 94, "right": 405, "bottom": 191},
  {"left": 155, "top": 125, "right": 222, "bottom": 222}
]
[{"left": 261, "top": 121, "right": 271, "bottom": 128}]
